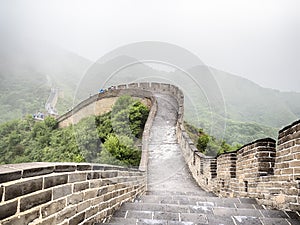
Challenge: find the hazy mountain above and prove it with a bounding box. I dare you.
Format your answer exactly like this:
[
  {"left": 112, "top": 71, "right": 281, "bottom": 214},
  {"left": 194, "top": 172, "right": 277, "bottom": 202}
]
[
  {"left": 0, "top": 42, "right": 299, "bottom": 145},
  {"left": 0, "top": 37, "right": 92, "bottom": 122},
  {"left": 211, "top": 69, "right": 300, "bottom": 128}
]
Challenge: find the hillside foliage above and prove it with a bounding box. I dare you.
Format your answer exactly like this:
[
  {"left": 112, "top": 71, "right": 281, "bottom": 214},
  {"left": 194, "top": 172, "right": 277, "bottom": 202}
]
[
  {"left": 0, "top": 96, "right": 149, "bottom": 166},
  {"left": 184, "top": 121, "right": 241, "bottom": 156}
]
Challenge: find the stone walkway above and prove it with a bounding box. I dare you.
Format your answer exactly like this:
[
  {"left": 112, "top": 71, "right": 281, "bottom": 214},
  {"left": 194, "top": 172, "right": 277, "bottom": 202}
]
[{"left": 104, "top": 93, "right": 300, "bottom": 225}]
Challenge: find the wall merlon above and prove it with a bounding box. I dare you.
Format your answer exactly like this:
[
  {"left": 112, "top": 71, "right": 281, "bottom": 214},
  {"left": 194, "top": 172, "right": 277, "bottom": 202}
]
[{"left": 174, "top": 80, "right": 300, "bottom": 211}]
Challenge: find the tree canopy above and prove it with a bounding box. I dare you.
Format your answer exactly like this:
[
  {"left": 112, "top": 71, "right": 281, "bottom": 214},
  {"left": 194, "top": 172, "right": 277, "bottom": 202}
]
[{"left": 0, "top": 95, "right": 149, "bottom": 166}]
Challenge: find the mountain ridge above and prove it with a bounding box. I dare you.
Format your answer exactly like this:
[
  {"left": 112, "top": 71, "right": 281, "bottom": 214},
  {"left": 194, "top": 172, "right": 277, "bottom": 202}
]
[{"left": 0, "top": 41, "right": 299, "bottom": 145}]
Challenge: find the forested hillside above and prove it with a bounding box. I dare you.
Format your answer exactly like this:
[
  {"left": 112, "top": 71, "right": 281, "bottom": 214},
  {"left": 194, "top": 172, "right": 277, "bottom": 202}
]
[
  {"left": 1, "top": 41, "right": 299, "bottom": 146},
  {"left": 0, "top": 96, "right": 149, "bottom": 166}
]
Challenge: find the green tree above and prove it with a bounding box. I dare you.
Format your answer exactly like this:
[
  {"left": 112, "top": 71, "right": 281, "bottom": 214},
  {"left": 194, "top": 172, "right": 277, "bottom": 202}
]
[
  {"left": 112, "top": 95, "right": 134, "bottom": 113},
  {"left": 129, "top": 101, "right": 150, "bottom": 138},
  {"left": 99, "top": 134, "right": 141, "bottom": 166},
  {"left": 95, "top": 112, "right": 113, "bottom": 142},
  {"left": 197, "top": 134, "right": 209, "bottom": 153}
]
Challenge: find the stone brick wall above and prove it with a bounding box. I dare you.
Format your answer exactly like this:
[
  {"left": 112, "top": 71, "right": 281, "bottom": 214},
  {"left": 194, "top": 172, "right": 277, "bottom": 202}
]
[
  {"left": 139, "top": 96, "right": 157, "bottom": 172},
  {"left": 177, "top": 104, "right": 300, "bottom": 211},
  {"left": 0, "top": 163, "right": 145, "bottom": 224},
  {"left": 168, "top": 83, "right": 300, "bottom": 211},
  {"left": 3, "top": 82, "right": 299, "bottom": 217}
]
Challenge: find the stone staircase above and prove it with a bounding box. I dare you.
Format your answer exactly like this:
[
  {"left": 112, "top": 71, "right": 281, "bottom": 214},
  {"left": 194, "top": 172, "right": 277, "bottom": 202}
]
[
  {"left": 103, "top": 190, "right": 300, "bottom": 225},
  {"left": 102, "top": 93, "right": 300, "bottom": 225}
]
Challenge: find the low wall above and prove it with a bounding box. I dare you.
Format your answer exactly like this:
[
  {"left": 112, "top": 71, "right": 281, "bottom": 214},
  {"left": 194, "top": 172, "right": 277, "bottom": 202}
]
[
  {"left": 0, "top": 162, "right": 145, "bottom": 224},
  {"left": 57, "top": 82, "right": 183, "bottom": 128},
  {"left": 139, "top": 96, "right": 157, "bottom": 172},
  {"left": 165, "top": 83, "right": 300, "bottom": 211},
  {"left": 176, "top": 103, "right": 300, "bottom": 211}
]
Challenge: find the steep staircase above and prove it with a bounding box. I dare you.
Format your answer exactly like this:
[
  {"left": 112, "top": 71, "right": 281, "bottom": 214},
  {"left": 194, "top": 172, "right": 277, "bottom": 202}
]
[
  {"left": 105, "top": 190, "right": 300, "bottom": 225},
  {"left": 103, "top": 93, "right": 300, "bottom": 225}
]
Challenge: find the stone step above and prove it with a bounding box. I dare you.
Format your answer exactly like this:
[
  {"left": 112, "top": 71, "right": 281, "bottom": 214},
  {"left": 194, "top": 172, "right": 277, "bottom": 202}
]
[
  {"left": 145, "top": 190, "right": 216, "bottom": 197},
  {"left": 138, "top": 194, "right": 261, "bottom": 208},
  {"left": 117, "top": 202, "right": 260, "bottom": 214},
  {"left": 111, "top": 202, "right": 292, "bottom": 218},
  {"left": 105, "top": 208, "right": 300, "bottom": 225}
]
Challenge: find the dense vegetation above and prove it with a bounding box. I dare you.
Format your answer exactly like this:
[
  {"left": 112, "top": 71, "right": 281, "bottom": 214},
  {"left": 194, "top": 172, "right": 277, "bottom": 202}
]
[
  {"left": 0, "top": 96, "right": 149, "bottom": 166},
  {"left": 184, "top": 121, "right": 241, "bottom": 156}
]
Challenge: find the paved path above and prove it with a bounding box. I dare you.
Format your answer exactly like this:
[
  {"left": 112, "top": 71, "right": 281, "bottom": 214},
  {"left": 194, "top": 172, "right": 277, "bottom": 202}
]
[
  {"left": 147, "top": 93, "right": 206, "bottom": 194},
  {"left": 104, "top": 93, "right": 300, "bottom": 225}
]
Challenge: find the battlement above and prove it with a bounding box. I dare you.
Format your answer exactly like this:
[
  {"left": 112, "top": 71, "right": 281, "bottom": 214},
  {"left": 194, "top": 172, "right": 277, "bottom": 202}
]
[
  {"left": 177, "top": 106, "right": 300, "bottom": 210},
  {"left": 0, "top": 82, "right": 299, "bottom": 224}
]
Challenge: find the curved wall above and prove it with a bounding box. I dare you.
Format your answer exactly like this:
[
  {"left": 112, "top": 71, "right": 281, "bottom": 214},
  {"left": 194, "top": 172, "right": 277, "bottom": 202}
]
[
  {"left": 0, "top": 162, "right": 145, "bottom": 225},
  {"left": 58, "top": 82, "right": 300, "bottom": 211},
  {"left": 1, "top": 82, "right": 299, "bottom": 224}
]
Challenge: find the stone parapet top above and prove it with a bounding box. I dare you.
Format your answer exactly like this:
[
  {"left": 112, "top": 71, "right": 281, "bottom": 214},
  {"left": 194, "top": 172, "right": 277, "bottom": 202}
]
[{"left": 0, "top": 162, "right": 140, "bottom": 184}]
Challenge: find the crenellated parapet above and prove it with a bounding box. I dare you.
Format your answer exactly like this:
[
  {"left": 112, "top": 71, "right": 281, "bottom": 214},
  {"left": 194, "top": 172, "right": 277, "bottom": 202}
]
[
  {"left": 178, "top": 109, "right": 300, "bottom": 210},
  {"left": 57, "top": 82, "right": 182, "bottom": 128},
  {"left": 1, "top": 82, "right": 299, "bottom": 221}
]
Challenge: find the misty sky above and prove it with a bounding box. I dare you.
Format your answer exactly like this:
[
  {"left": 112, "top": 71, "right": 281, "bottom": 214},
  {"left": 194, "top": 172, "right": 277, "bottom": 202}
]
[{"left": 1, "top": 0, "right": 299, "bottom": 92}]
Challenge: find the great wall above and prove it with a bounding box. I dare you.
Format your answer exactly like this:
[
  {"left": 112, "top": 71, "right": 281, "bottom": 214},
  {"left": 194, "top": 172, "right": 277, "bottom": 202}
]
[{"left": 0, "top": 82, "right": 299, "bottom": 224}]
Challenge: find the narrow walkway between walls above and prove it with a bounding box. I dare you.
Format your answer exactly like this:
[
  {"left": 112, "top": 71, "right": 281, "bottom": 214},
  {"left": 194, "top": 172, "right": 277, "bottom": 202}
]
[{"left": 104, "top": 93, "right": 299, "bottom": 225}]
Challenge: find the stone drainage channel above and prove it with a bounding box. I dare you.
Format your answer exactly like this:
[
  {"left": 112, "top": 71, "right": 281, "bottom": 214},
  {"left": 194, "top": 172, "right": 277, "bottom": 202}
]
[{"left": 102, "top": 94, "right": 300, "bottom": 225}]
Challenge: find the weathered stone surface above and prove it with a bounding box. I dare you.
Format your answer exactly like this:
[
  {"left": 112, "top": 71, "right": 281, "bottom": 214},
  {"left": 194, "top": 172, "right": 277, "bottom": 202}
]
[
  {"left": 68, "top": 172, "right": 87, "bottom": 183},
  {"left": 0, "top": 170, "right": 22, "bottom": 183},
  {"left": 20, "top": 190, "right": 52, "bottom": 212},
  {"left": 54, "top": 164, "right": 76, "bottom": 172},
  {"left": 44, "top": 174, "right": 68, "bottom": 188},
  {"left": 23, "top": 166, "right": 54, "bottom": 178},
  {"left": 2, "top": 208, "right": 40, "bottom": 225},
  {"left": 77, "top": 164, "right": 92, "bottom": 171},
  {"left": 56, "top": 205, "right": 77, "bottom": 224},
  {"left": 69, "top": 212, "right": 85, "bottom": 225},
  {"left": 52, "top": 184, "right": 72, "bottom": 200},
  {"left": 0, "top": 199, "right": 18, "bottom": 220},
  {"left": 4, "top": 177, "right": 43, "bottom": 201},
  {"left": 73, "top": 181, "right": 89, "bottom": 192},
  {"left": 41, "top": 198, "right": 66, "bottom": 218},
  {"left": 67, "top": 192, "right": 84, "bottom": 205}
]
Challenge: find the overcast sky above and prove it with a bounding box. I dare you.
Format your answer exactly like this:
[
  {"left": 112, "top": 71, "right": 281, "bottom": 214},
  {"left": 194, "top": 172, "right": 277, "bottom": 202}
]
[{"left": 1, "top": 0, "right": 299, "bottom": 92}]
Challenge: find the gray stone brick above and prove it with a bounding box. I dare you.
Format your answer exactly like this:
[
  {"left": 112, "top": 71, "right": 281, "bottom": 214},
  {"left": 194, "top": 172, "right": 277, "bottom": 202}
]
[
  {"left": 4, "top": 177, "right": 43, "bottom": 200},
  {"left": 56, "top": 205, "right": 77, "bottom": 224},
  {"left": 20, "top": 189, "right": 52, "bottom": 212},
  {"left": 67, "top": 192, "right": 83, "bottom": 205},
  {"left": 0, "top": 199, "right": 18, "bottom": 220},
  {"left": 0, "top": 170, "right": 22, "bottom": 183},
  {"left": 2, "top": 208, "right": 40, "bottom": 225},
  {"left": 52, "top": 184, "right": 72, "bottom": 200},
  {"left": 68, "top": 172, "right": 87, "bottom": 182},
  {"left": 44, "top": 174, "right": 68, "bottom": 188},
  {"left": 69, "top": 212, "right": 85, "bottom": 225},
  {"left": 73, "top": 181, "right": 89, "bottom": 192},
  {"left": 54, "top": 164, "right": 76, "bottom": 172},
  {"left": 23, "top": 166, "right": 54, "bottom": 178},
  {"left": 41, "top": 198, "right": 66, "bottom": 218}
]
